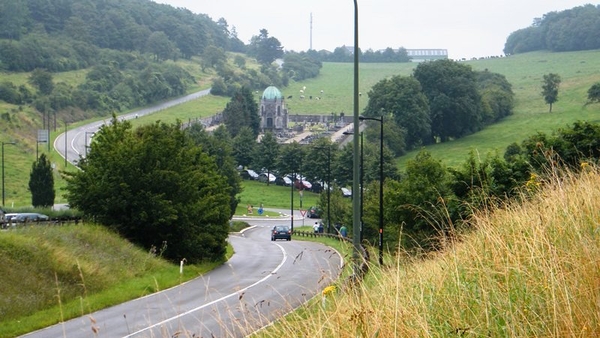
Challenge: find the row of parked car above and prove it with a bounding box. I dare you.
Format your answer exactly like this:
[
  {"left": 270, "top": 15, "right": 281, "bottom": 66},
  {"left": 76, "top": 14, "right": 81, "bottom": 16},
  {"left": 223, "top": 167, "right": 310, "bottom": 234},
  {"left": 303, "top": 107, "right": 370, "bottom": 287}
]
[
  {"left": 1, "top": 212, "right": 50, "bottom": 227},
  {"left": 239, "top": 169, "right": 348, "bottom": 195}
]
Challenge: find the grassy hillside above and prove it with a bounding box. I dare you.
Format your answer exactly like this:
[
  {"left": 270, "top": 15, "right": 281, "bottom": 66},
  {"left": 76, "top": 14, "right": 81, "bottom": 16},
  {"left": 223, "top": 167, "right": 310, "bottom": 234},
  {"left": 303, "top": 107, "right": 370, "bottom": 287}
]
[
  {"left": 0, "top": 223, "right": 221, "bottom": 337},
  {"left": 400, "top": 50, "right": 600, "bottom": 168},
  {"left": 256, "top": 166, "right": 600, "bottom": 337}
]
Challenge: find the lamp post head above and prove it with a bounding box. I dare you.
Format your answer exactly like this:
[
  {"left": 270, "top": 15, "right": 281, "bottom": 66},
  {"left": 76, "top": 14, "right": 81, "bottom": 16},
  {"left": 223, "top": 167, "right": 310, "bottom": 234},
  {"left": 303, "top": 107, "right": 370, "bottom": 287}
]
[{"left": 359, "top": 115, "right": 382, "bottom": 122}]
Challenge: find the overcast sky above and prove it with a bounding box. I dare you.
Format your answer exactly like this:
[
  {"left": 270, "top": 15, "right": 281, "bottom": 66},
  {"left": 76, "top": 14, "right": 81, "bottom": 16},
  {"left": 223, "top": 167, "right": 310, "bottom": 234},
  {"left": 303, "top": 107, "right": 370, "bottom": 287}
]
[{"left": 154, "top": 0, "right": 594, "bottom": 60}]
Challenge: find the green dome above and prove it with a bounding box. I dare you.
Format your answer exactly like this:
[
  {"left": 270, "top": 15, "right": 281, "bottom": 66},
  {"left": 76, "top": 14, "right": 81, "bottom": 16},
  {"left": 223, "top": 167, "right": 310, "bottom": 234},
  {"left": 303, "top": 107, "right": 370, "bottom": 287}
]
[{"left": 262, "top": 86, "right": 283, "bottom": 100}]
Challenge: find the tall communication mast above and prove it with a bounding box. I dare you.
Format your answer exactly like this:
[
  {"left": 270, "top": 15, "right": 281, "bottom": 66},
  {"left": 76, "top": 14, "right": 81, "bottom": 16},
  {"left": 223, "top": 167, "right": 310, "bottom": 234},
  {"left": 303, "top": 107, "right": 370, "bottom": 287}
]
[{"left": 310, "top": 12, "right": 313, "bottom": 50}]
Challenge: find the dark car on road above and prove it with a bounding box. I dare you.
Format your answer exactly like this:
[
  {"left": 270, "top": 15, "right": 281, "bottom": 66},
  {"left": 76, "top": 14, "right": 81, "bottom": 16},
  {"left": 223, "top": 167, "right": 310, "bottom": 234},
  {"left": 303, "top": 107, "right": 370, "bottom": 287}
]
[{"left": 271, "top": 225, "right": 292, "bottom": 241}]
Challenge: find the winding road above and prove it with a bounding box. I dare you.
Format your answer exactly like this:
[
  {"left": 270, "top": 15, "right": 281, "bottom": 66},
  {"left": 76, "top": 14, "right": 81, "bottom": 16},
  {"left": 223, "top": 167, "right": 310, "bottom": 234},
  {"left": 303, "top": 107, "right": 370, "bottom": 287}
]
[
  {"left": 22, "top": 218, "right": 342, "bottom": 337},
  {"left": 36, "top": 91, "right": 343, "bottom": 337},
  {"left": 54, "top": 89, "right": 211, "bottom": 164}
]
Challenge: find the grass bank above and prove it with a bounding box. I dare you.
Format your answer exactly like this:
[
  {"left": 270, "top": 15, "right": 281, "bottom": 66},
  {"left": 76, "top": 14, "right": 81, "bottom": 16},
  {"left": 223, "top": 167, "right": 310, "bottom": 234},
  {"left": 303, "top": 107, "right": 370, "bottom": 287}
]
[
  {"left": 255, "top": 165, "right": 600, "bottom": 337},
  {"left": 0, "top": 223, "right": 234, "bottom": 337}
]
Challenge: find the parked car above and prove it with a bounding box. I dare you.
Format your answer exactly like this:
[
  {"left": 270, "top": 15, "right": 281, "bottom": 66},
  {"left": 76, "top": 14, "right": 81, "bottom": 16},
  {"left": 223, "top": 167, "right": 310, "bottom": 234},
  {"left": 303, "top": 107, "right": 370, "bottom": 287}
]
[
  {"left": 341, "top": 187, "right": 352, "bottom": 198},
  {"left": 294, "top": 179, "right": 312, "bottom": 190},
  {"left": 12, "top": 213, "right": 49, "bottom": 223},
  {"left": 240, "top": 169, "right": 259, "bottom": 180},
  {"left": 4, "top": 213, "right": 21, "bottom": 225},
  {"left": 307, "top": 206, "right": 322, "bottom": 219},
  {"left": 275, "top": 176, "right": 292, "bottom": 186},
  {"left": 258, "top": 173, "right": 276, "bottom": 183},
  {"left": 310, "top": 182, "right": 323, "bottom": 193},
  {"left": 271, "top": 225, "right": 292, "bottom": 241}
]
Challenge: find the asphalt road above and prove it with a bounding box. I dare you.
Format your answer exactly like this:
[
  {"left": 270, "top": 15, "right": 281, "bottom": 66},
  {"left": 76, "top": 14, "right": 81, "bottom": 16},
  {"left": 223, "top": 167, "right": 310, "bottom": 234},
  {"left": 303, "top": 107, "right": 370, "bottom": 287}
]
[
  {"left": 21, "top": 216, "right": 342, "bottom": 338},
  {"left": 54, "top": 89, "right": 211, "bottom": 164}
]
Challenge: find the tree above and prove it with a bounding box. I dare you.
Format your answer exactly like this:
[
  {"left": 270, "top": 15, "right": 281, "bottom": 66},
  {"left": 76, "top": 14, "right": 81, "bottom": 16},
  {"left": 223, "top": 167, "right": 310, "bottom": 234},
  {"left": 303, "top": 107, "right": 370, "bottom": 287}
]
[
  {"left": 386, "top": 150, "right": 457, "bottom": 248},
  {"left": 187, "top": 124, "right": 242, "bottom": 218},
  {"left": 63, "top": 117, "right": 231, "bottom": 263},
  {"left": 28, "top": 68, "right": 54, "bottom": 95},
  {"left": 277, "top": 142, "right": 305, "bottom": 180},
  {"left": 222, "top": 87, "right": 260, "bottom": 138},
  {"left": 146, "top": 31, "right": 176, "bottom": 62},
  {"left": 29, "top": 153, "right": 55, "bottom": 207},
  {"left": 232, "top": 126, "right": 257, "bottom": 168},
  {"left": 587, "top": 82, "right": 600, "bottom": 105},
  {"left": 303, "top": 138, "right": 337, "bottom": 187},
  {"left": 542, "top": 73, "right": 561, "bottom": 112},
  {"left": 253, "top": 131, "right": 279, "bottom": 185},
  {"left": 476, "top": 70, "right": 515, "bottom": 123},
  {"left": 250, "top": 29, "right": 284, "bottom": 65},
  {"left": 363, "top": 75, "right": 430, "bottom": 150},
  {"left": 413, "top": 59, "right": 482, "bottom": 143},
  {"left": 201, "top": 45, "right": 227, "bottom": 71},
  {"left": 0, "top": 0, "right": 29, "bottom": 40}
]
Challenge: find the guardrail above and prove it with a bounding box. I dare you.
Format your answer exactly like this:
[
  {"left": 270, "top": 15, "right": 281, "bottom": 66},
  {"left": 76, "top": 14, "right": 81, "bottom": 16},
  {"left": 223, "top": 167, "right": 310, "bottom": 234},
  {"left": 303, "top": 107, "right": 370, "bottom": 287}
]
[
  {"left": 293, "top": 230, "right": 370, "bottom": 276},
  {"left": 1, "top": 217, "right": 83, "bottom": 229}
]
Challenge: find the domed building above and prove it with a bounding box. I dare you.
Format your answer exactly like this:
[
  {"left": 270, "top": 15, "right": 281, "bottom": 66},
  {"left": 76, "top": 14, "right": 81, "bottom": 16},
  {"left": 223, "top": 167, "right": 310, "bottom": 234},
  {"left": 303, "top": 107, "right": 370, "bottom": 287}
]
[{"left": 260, "top": 86, "right": 288, "bottom": 132}]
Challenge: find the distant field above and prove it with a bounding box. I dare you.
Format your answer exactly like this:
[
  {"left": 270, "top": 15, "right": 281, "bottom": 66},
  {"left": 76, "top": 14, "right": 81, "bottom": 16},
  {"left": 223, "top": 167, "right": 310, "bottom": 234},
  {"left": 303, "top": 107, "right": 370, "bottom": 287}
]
[
  {"left": 399, "top": 50, "right": 600, "bottom": 168},
  {"left": 148, "top": 50, "right": 600, "bottom": 170}
]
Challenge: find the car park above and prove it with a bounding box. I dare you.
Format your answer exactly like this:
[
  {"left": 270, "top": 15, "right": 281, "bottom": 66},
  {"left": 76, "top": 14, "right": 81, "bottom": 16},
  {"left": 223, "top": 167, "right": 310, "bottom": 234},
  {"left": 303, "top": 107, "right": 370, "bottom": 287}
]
[{"left": 271, "top": 225, "right": 292, "bottom": 241}]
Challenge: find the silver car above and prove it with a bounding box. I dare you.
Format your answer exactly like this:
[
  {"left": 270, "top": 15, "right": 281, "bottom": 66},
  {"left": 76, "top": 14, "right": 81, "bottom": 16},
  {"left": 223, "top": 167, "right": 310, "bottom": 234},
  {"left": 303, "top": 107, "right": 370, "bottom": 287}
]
[{"left": 12, "top": 213, "right": 49, "bottom": 223}]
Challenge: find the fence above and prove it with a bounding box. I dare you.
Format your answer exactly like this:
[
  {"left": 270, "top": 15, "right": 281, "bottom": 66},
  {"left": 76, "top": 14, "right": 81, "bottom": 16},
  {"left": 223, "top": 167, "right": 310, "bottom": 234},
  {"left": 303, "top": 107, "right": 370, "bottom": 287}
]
[{"left": 1, "top": 217, "right": 83, "bottom": 229}]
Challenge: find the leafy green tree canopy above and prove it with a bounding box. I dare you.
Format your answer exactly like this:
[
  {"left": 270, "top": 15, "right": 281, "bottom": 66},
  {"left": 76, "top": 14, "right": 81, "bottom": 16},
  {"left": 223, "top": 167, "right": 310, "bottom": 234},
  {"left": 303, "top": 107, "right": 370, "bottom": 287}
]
[
  {"left": 586, "top": 82, "right": 600, "bottom": 104},
  {"left": 222, "top": 87, "right": 260, "bottom": 138},
  {"left": 364, "top": 75, "right": 430, "bottom": 150},
  {"left": 542, "top": 73, "right": 561, "bottom": 112},
  {"left": 413, "top": 59, "right": 482, "bottom": 142},
  {"left": 29, "top": 153, "right": 55, "bottom": 208},
  {"left": 28, "top": 68, "right": 54, "bottom": 95},
  {"left": 63, "top": 117, "right": 231, "bottom": 263},
  {"left": 250, "top": 29, "right": 284, "bottom": 65}
]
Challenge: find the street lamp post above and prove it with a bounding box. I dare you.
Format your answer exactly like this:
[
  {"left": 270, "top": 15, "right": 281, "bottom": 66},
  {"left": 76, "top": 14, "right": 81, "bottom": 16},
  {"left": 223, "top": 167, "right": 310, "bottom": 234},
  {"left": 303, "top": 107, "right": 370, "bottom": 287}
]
[
  {"left": 351, "top": 0, "right": 362, "bottom": 275},
  {"left": 2, "top": 141, "right": 16, "bottom": 206},
  {"left": 85, "top": 132, "right": 95, "bottom": 157},
  {"left": 343, "top": 131, "right": 364, "bottom": 241},
  {"left": 314, "top": 145, "right": 332, "bottom": 233},
  {"left": 64, "top": 121, "right": 68, "bottom": 167},
  {"left": 290, "top": 172, "right": 294, "bottom": 232},
  {"left": 359, "top": 115, "right": 384, "bottom": 265}
]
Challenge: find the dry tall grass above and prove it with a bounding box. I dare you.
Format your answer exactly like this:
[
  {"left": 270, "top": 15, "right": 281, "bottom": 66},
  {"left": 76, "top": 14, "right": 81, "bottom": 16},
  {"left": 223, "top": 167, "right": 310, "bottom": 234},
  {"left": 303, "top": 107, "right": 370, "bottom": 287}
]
[{"left": 256, "top": 166, "right": 600, "bottom": 337}]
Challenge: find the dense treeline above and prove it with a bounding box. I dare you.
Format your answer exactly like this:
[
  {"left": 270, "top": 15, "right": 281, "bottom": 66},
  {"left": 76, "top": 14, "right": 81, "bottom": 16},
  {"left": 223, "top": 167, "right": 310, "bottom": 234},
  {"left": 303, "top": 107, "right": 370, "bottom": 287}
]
[
  {"left": 504, "top": 4, "right": 600, "bottom": 55},
  {"left": 0, "top": 0, "right": 241, "bottom": 71},
  {"left": 300, "top": 46, "right": 411, "bottom": 63},
  {"left": 362, "top": 59, "right": 514, "bottom": 154},
  {"left": 0, "top": 0, "right": 246, "bottom": 120}
]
